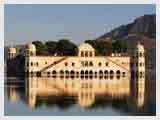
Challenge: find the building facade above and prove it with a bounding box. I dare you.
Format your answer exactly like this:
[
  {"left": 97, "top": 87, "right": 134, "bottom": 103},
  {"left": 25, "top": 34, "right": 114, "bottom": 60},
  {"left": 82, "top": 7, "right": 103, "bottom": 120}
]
[{"left": 8, "top": 42, "right": 145, "bottom": 108}]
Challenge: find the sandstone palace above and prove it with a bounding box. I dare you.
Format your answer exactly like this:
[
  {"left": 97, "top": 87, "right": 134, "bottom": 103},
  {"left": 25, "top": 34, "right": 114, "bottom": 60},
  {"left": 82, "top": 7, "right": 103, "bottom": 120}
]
[{"left": 7, "top": 42, "right": 145, "bottom": 108}]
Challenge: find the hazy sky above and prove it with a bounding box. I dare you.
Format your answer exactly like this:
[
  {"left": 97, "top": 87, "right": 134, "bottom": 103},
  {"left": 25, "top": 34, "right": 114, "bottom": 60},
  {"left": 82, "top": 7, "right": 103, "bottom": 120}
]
[{"left": 4, "top": 4, "right": 155, "bottom": 46}]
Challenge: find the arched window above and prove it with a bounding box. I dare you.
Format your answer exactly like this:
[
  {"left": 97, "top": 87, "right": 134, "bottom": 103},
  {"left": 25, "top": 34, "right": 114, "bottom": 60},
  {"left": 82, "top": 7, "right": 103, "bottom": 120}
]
[
  {"left": 70, "top": 70, "right": 75, "bottom": 75},
  {"left": 139, "top": 52, "right": 142, "bottom": 57},
  {"left": 52, "top": 70, "right": 56, "bottom": 74},
  {"left": 122, "top": 72, "right": 126, "bottom": 77},
  {"left": 89, "top": 52, "right": 92, "bottom": 57},
  {"left": 30, "top": 62, "right": 33, "bottom": 66},
  {"left": 89, "top": 61, "right": 93, "bottom": 66},
  {"left": 116, "top": 70, "right": 120, "bottom": 75},
  {"left": 116, "top": 70, "right": 120, "bottom": 79},
  {"left": 60, "top": 70, "right": 64, "bottom": 74},
  {"left": 85, "top": 61, "right": 88, "bottom": 66},
  {"left": 47, "top": 72, "right": 50, "bottom": 77},
  {"left": 99, "top": 70, "right": 103, "bottom": 75},
  {"left": 65, "top": 62, "right": 68, "bottom": 66},
  {"left": 98, "top": 62, "right": 102, "bottom": 67},
  {"left": 106, "top": 62, "right": 108, "bottom": 66},
  {"left": 140, "top": 71, "right": 143, "bottom": 78},
  {"left": 89, "top": 70, "right": 93, "bottom": 75},
  {"left": 104, "top": 70, "right": 108, "bottom": 75},
  {"left": 110, "top": 70, "right": 114, "bottom": 79},
  {"left": 81, "top": 51, "right": 84, "bottom": 57},
  {"left": 72, "top": 62, "right": 75, "bottom": 66},
  {"left": 85, "top": 51, "right": 88, "bottom": 57},
  {"left": 85, "top": 70, "right": 88, "bottom": 75},
  {"left": 65, "top": 70, "right": 69, "bottom": 75},
  {"left": 81, "top": 70, "right": 84, "bottom": 74}
]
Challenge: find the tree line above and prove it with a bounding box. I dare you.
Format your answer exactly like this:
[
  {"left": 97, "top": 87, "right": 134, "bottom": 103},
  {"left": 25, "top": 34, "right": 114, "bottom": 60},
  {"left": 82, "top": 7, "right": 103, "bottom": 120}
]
[{"left": 32, "top": 39, "right": 128, "bottom": 56}]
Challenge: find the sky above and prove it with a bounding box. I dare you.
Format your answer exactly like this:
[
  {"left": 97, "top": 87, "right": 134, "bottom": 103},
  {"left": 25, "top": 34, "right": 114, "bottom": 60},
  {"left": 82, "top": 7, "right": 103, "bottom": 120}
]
[{"left": 4, "top": 4, "right": 156, "bottom": 46}]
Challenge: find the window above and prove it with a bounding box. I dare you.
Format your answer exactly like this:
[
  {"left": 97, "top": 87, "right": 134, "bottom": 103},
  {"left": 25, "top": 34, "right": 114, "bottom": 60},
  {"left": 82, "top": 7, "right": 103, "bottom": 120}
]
[
  {"left": 81, "top": 61, "right": 84, "bottom": 67},
  {"left": 140, "top": 52, "right": 142, "bottom": 57},
  {"left": 106, "top": 62, "right": 109, "bottom": 66},
  {"left": 36, "top": 62, "right": 38, "bottom": 66},
  {"left": 98, "top": 62, "right": 102, "bottom": 67},
  {"left": 89, "top": 52, "right": 92, "bottom": 57},
  {"left": 85, "top": 61, "right": 88, "bottom": 66},
  {"left": 122, "top": 72, "right": 126, "bottom": 77},
  {"left": 140, "top": 63, "right": 142, "bottom": 66},
  {"left": 31, "top": 62, "right": 33, "bottom": 66},
  {"left": 72, "top": 62, "right": 75, "bottom": 66},
  {"left": 81, "top": 51, "right": 84, "bottom": 57},
  {"left": 45, "top": 62, "right": 47, "bottom": 64},
  {"left": 85, "top": 51, "right": 88, "bottom": 57},
  {"left": 65, "top": 62, "right": 68, "bottom": 66},
  {"left": 89, "top": 61, "right": 93, "bottom": 66}
]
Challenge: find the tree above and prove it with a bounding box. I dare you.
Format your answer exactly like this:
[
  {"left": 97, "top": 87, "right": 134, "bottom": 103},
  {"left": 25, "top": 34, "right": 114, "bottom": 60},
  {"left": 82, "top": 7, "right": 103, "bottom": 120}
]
[
  {"left": 32, "top": 41, "right": 49, "bottom": 55},
  {"left": 45, "top": 41, "right": 57, "bottom": 55},
  {"left": 85, "top": 40, "right": 112, "bottom": 55},
  {"left": 56, "top": 39, "right": 78, "bottom": 56},
  {"left": 112, "top": 40, "right": 128, "bottom": 53}
]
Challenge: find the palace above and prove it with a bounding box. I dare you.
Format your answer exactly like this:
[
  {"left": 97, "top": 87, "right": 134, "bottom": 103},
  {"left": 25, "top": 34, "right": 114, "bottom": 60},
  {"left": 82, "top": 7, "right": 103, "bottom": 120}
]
[{"left": 8, "top": 42, "right": 145, "bottom": 108}]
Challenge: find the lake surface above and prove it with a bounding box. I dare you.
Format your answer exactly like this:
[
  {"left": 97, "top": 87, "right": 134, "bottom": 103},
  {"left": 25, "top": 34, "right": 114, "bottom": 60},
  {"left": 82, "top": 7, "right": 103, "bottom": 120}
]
[{"left": 4, "top": 76, "right": 156, "bottom": 116}]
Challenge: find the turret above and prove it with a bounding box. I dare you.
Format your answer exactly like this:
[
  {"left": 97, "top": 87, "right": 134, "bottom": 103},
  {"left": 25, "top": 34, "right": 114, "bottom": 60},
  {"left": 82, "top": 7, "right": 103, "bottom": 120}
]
[
  {"left": 133, "top": 41, "right": 145, "bottom": 107},
  {"left": 25, "top": 42, "right": 36, "bottom": 75},
  {"left": 8, "top": 47, "right": 16, "bottom": 60}
]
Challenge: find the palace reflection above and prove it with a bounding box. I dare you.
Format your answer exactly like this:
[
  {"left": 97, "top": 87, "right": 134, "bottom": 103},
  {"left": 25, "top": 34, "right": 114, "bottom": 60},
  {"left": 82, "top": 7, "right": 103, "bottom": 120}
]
[
  {"left": 24, "top": 74, "right": 143, "bottom": 109},
  {"left": 7, "top": 75, "right": 145, "bottom": 112}
]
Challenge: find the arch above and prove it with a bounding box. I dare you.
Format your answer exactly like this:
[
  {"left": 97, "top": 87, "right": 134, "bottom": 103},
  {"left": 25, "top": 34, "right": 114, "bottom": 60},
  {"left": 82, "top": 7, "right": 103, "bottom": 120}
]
[
  {"left": 89, "top": 70, "right": 93, "bottom": 75},
  {"left": 60, "top": 70, "right": 64, "bottom": 74},
  {"left": 52, "top": 70, "right": 56, "bottom": 74},
  {"left": 81, "top": 70, "right": 84, "bottom": 74},
  {"left": 85, "top": 51, "right": 88, "bottom": 57},
  {"left": 110, "top": 70, "right": 114, "bottom": 79},
  {"left": 81, "top": 51, "right": 84, "bottom": 57},
  {"left": 47, "top": 72, "right": 50, "bottom": 77},
  {"left": 98, "top": 62, "right": 102, "bottom": 67},
  {"left": 104, "top": 70, "right": 108, "bottom": 79},
  {"left": 65, "top": 70, "right": 69, "bottom": 74},
  {"left": 139, "top": 52, "right": 143, "bottom": 57},
  {"left": 116, "top": 70, "right": 121, "bottom": 79},
  {"left": 30, "top": 62, "right": 33, "bottom": 66},
  {"left": 89, "top": 61, "right": 93, "bottom": 66},
  {"left": 122, "top": 72, "right": 126, "bottom": 77},
  {"left": 99, "top": 70, "right": 103, "bottom": 75},
  {"left": 70, "top": 70, "right": 75, "bottom": 75},
  {"left": 89, "top": 52, "right": 92, "bottom": 57},
  {"left": 85, "top": 70, "right": 88, "bottom": 75},
  {"left": 116, "top": 70, "right": 120, "bottom": 75},
  {"left": 104, "top": 70, "right": 108, "bottom": 75}
]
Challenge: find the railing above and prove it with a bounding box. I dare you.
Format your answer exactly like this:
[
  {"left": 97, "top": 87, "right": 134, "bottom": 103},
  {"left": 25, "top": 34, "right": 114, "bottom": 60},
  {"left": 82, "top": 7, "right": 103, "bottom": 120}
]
[
  {"left": 40, "top": 57, "right": 67, "bottom": 73},
  {"left": 104, "top": 57, "right": 130, "bottom": 72}
]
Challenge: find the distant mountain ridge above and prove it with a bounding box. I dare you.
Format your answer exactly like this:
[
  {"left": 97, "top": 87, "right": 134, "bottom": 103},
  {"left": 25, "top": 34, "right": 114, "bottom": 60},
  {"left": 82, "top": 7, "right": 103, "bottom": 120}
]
[{"left": 97, "top": 14, "right": 156, "bottom": 42}]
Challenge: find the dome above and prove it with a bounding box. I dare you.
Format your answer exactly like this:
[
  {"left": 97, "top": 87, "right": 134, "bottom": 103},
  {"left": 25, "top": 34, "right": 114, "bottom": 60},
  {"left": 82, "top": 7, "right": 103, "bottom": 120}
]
[
  {"left": 26, "top": 42, "right": 36, "bottom": 51},
  {"left": 136, "top": 42, "right": 144, "bottom": 51},
  {"left": 78, "top": 43, "right": 95, "bottom": 51},
  {"left": 8, "top": 47, "right": 16, "bottom": 53}
]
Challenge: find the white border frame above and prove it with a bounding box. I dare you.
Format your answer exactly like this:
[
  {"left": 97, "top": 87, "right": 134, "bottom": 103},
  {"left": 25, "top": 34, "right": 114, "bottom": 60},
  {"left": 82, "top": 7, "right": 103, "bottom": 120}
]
[{"left": 1, "top": 0, "right": 159, "bottom": 120}]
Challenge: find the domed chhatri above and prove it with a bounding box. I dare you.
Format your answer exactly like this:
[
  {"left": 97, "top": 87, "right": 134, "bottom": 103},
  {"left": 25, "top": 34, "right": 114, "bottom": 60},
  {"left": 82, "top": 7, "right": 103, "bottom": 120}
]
[{"left": 8, "top": 47, "right": 16, "bottom": 60}]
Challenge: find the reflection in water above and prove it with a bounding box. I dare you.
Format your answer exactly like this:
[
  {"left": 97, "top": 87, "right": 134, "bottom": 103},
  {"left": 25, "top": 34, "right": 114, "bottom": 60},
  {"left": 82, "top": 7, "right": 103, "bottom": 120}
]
[
  {"left": 25, "top": 75, "right": 131, "bottom": 108},
  {"left": 5, "top": 74, "right": 156, "bottom": 115},
  {"left": 7, "top": 86, "right": 17, "bottom": 104}
]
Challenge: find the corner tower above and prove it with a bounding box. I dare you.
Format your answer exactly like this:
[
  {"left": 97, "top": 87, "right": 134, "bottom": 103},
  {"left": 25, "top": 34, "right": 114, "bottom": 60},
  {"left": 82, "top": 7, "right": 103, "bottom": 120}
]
[
  {"left": 134, "top": 42, "right": 145, "bottom": 107},
  {"left": 8, "top": 47, "right": 16, "bottom": 60},
  {"left": 25, "top": 42, "right": 36, "bottom": 75}
]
